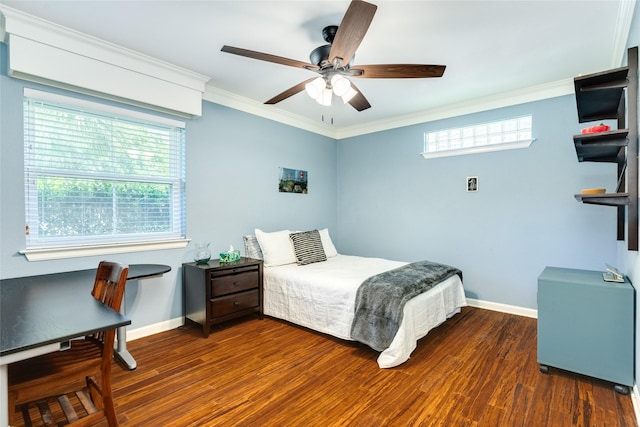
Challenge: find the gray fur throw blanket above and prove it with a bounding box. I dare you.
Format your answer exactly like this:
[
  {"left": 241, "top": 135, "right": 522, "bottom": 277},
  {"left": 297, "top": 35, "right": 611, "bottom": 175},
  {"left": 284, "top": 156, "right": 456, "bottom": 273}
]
[{"left": 350, "top": 260, "right": 462, "bottom": 352}]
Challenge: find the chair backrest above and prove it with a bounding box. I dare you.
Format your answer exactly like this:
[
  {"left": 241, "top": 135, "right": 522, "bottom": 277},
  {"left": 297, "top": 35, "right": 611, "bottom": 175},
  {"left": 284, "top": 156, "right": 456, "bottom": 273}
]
[
  {"left": 91, "top": 261, "right": 128, "bottom": 426},
  {"left": 88, "top": 261, "right": 128, "bottom": 347},
  {"left": 92, "top": 261, "right": 129, "bottom": 312}
]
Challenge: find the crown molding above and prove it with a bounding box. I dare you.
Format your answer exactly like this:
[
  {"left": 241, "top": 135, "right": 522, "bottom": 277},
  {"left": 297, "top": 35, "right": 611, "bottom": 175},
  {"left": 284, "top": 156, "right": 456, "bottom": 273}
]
[
  {"left": 205, "top": 77, "right": 574, "bottom": 141},
  {"left": 611, "top": 0, "right": 637, "bottom": 68},
  {"left": 0, "top": 5, "right": 210, "bottom": 91},
  {"left": 3, "top": 2, "right": 622, "bottom": 138},
  {"left": 334, "top": 79, "right": 575, "bottom": 139},
  {"left": 203, "top": 86, "right": 339, "bottom": 138}
]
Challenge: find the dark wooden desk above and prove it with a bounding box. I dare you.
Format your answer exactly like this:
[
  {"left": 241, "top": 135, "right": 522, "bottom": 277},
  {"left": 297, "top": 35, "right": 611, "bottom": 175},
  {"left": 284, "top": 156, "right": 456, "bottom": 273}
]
[{"left": 0, "top": 263, "right": 170, "bottom": 427}]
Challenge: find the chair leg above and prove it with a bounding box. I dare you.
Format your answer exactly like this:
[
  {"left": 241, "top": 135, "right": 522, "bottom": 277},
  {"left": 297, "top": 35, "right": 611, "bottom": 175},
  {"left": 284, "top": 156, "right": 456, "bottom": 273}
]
[
  {"left": 103, "top": 392, "right": 118, "bottom": 427},
  {"left": 87, "top": 376, "right": 118, "bottom": 426}
]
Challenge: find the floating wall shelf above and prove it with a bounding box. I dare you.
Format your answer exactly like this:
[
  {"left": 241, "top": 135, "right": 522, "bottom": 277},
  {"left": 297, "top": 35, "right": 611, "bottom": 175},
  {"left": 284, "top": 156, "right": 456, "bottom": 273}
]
[{"left": 572, "top": 46, "right": 638, "bottom": 251}]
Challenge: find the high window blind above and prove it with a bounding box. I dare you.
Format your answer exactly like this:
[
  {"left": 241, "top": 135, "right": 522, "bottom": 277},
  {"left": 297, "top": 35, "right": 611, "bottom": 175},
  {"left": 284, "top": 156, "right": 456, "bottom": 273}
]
[{"left": 23, "top": 89, "right": 186, "bottom": 249}]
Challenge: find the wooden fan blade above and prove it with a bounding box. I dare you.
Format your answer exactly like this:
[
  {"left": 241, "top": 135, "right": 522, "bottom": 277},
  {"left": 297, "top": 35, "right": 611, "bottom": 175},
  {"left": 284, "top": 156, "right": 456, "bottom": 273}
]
[
  {"left": 347, "top": 82, "right": 371, "bottom": 111},
  {"left": 221, "top": 45, "right": 319, "bottom": 71},
  {"left": 329, "top": 0, "right": 377, "bottom": 67},
  {"left": 351, "top": 64, "right": 446, "bottom": 79},
  {"left": 265, "top": 78, "right": 317, "bottom": 105}
]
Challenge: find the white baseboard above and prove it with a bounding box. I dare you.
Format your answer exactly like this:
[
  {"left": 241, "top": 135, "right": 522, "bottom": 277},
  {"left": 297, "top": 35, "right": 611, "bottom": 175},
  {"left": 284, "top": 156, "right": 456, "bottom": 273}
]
[
  {"left": 466, "top": 298, "right": 538, "bottom": 319},
  {"left": 122, "top": 300, "right": 537, "bottom": 342},
  {"left": 632, "top": 385, "right": 640, "bottom": 427},
  {"left": 122, "top": 299, "right": 538, "bottom": 344},
  {"left": 124, "top": 317, "right": 184, "bottom": 342}
]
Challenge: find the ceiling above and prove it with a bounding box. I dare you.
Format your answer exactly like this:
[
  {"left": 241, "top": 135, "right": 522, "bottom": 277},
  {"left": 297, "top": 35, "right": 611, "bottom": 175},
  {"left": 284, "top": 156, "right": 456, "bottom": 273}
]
[{"left": 0, "top": 0, "right": 636, "bottom": 137}]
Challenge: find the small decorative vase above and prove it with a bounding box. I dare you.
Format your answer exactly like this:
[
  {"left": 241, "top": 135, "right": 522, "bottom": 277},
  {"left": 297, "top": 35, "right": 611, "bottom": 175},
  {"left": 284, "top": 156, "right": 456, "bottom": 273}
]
[{"left": 194, "top": 242, "right": 211, "bottom": 264}]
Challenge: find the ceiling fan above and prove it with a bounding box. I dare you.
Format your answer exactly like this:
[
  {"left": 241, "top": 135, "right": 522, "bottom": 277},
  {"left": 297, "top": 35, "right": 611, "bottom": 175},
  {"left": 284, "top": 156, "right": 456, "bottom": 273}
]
[{"left": 221, "top": 0, "right": 446, "bottom": 112}]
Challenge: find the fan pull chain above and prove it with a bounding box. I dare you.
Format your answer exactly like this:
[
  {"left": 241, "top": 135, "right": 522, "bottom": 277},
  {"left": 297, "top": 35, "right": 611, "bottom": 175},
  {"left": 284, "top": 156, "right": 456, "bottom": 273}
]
[{"left": 321, "top": 115, "right": 335, "bottom": 125}]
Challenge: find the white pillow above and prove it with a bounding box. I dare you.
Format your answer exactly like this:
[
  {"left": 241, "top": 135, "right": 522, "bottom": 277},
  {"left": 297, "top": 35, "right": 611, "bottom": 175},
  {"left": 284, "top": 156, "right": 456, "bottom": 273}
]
[
  {"left": 319, "top": 228, "right": 338, "bottom": 257},
  {"left": 254, "top": 229, "right": 297, "bottom": 267}
]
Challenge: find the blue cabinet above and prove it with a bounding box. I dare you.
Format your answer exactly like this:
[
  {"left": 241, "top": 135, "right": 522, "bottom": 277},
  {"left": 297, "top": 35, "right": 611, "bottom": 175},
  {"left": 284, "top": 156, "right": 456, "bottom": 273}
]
[{"left": 537, "top": 266, "right": 634, "bottom": 392}]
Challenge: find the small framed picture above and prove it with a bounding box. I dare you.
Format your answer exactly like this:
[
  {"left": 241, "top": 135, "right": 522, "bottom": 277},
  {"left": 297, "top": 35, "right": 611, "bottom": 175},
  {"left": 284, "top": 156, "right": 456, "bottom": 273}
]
[
  {"left": 279, "top": 167, "right": 308, "bottom": 194},
  {"left": 466, "top": 176, "right": 478, "bottom": 192}
]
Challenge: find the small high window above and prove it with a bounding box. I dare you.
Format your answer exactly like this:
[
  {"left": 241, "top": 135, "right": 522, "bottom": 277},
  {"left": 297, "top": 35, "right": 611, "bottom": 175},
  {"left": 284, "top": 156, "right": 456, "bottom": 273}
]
[{"left": 422, "top": 115, "right": 534, "bottom": 159}]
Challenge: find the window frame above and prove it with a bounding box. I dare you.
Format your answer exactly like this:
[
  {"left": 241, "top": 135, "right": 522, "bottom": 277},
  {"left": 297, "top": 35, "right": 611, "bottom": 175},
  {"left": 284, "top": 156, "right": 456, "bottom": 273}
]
[
  {"left": 20, "top": 88, "right": 189, "bottom": 261},
  {"left": 421, "top": 115, "right": 534, "bottom": 159}
]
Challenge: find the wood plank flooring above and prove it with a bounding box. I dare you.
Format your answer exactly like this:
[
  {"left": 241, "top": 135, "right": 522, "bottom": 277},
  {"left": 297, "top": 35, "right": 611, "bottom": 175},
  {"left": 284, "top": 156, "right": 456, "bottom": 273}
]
[{"left": 11, "top": 307, "right": 637, "bottom": 426}]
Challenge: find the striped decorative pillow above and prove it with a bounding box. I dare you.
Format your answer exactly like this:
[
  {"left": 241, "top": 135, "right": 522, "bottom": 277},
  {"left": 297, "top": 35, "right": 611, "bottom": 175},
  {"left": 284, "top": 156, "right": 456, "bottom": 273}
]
[
  {"left": 243, "top": 235, "right": 263, "bottom": 260},
  {"left": 289, "top": 230, "right": 327, "bottom": 265}
]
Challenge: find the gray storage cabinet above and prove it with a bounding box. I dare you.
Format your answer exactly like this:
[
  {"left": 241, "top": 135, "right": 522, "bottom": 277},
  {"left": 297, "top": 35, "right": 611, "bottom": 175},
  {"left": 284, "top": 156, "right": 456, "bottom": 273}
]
[{"left": 537, "top": 266, "right": 634, "bottom": 391}]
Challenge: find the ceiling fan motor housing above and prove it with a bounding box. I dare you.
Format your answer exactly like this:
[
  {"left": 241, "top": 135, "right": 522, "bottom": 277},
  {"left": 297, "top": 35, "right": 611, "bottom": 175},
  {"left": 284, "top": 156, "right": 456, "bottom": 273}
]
[
  {"left": 309, "top": 44, "right": 332, "bottom": 67},
  {"left": 311, "top": 25, "right": 357, "bottom": 68},
  {"left": 322, "top": 25, "right": 338, "bottom": 43}
]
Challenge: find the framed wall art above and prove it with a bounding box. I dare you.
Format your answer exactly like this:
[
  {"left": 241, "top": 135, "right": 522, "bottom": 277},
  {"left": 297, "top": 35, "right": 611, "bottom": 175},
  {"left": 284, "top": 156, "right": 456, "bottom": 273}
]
[
  {"left": 279, "top": 167, "right": 308, "bottom": 194},
  {"left": 466, "top": 176, "right": 478, "bottom": 192}
]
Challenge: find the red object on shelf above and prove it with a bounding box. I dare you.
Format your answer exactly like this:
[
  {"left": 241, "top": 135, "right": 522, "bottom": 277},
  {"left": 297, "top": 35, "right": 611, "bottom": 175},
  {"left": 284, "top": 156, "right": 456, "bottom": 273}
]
[{"left": 581, "top": 124, "right": 611, "bottom": 134}]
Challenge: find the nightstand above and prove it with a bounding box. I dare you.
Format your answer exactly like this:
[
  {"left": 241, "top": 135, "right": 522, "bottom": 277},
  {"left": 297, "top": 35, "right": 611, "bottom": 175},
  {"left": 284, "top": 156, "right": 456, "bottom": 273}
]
[{"left": 183, "top": 257, "right": 263, "bottom": 338}]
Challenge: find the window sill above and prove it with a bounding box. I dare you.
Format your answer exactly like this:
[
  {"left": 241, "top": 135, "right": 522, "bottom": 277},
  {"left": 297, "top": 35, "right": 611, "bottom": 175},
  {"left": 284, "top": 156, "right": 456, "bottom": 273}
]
[
  {"left": 20, "top": 239, "right": 190, "bottom": 261},
  {"left": 421, "top": 139, "right": 535, "bottom": 159}
]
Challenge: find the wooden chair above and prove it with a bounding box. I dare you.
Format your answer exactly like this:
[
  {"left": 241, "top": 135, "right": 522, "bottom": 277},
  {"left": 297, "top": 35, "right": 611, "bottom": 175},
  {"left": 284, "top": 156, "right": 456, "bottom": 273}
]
[{"left": 8, "top": 261, "right": 129, "bottom": 427}]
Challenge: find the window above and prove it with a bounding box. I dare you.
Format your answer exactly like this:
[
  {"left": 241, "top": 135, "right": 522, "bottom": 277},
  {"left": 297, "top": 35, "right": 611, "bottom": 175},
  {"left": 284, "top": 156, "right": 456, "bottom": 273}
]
[
  {"left": 422, "top": 115, "right": 534, "bottom": 159},
  {"left": 23, "top": 89, "right": 186, "bottom": 255}
]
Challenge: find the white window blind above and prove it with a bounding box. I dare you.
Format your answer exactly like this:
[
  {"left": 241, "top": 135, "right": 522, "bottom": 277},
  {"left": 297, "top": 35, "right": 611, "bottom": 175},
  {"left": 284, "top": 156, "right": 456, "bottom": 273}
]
[
  {"left": 422, "top": 115, "right": 534, "bottom": 159},
  {"left": 23, "top": 89, "right": 186, "bottom": 249}
]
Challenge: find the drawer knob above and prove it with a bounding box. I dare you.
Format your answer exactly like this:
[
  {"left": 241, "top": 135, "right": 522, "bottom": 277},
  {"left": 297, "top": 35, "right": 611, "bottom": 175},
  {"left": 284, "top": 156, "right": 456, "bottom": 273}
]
[
  {"left": 234, "top": 301, "right": 239, "bottom": 305},
  {"left": 233, "top": 281, "right": 240, "bottom": 286}
]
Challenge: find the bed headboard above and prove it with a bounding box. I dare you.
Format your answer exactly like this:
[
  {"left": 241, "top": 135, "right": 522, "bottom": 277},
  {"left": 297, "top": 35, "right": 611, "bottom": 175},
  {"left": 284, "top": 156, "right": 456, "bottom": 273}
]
[{"left": 243, "top": 235, "right": 263, "bottom": 260}]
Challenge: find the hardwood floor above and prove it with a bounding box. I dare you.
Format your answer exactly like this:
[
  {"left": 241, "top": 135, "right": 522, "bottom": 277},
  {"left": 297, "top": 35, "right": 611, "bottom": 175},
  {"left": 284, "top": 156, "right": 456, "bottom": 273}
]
[{"left": 11, "top": 307, "right": 637, "bottom": 426}]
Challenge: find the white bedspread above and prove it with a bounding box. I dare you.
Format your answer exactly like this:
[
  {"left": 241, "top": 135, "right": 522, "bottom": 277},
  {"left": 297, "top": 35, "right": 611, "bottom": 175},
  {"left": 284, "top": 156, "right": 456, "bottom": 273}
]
[{"left": 263, "top": 254, "right": 467, "bottom": 368}]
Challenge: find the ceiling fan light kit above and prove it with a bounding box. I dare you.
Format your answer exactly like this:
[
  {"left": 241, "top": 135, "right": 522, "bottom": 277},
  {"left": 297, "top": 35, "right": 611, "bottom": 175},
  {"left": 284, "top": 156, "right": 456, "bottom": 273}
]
[
  {"left": 331, "top": 75, "right": 351, "bottom": 97},
  {"left": 305, "top": 74, "right": 357, "bottom": 107},
  {"left": 341, "top": 87, "right": 358, "bottom": 104},
  {"left": 305, "top": 77, "right": 326, "bottom": 100},
  {"left": 221, "top": 0, "right": 445, "bottom": 113},
  {"left": 316, "top": 88, "right": 332, "bottom": 107}
]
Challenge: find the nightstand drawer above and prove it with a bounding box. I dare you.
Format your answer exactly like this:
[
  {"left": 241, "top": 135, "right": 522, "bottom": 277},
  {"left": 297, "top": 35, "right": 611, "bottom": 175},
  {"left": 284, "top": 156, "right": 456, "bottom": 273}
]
[
  {"left": 210, "top": 270, "right": 259, "bottom": 297},
  {"left": 183, "top": 258, "right": 263, "bottom": 338},
  {"left": 211, "top": 290, "right": 260, "bottom": 317},
  {"left": 209, "top": 264, "right": 259, "bottom": 278}
]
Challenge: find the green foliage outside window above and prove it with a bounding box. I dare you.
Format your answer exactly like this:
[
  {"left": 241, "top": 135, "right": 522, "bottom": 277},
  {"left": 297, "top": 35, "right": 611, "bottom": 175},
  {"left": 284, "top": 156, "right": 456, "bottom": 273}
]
[{"left": 24, "top": 90, "right": 185, "bottom": 247}]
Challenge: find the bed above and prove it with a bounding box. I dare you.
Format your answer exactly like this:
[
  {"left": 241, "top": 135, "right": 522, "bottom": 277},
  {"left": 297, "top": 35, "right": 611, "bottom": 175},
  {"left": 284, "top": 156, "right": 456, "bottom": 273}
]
[{"left": 245, "top": 229, "right": 467, "bottom": 368}]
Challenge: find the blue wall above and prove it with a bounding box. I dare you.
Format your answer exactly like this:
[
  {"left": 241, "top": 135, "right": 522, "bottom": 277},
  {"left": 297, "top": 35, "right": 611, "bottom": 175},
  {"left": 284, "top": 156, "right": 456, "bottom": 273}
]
[
  {"left": 0, "top": 59, "right": 337, "bottom": 329},
  {"left": 185, "top": 101, "right": 337, "bottom": 257},
  {"left": 337, "top": 96, "right": 618, "bottom": 309},
  {"left": 0, "top": 33, "right": 632, "bottom": 328}
]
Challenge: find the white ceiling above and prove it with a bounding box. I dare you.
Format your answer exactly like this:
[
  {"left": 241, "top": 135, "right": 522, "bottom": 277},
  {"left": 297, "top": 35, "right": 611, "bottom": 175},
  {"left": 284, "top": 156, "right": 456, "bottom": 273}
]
[{"left": 0, "top": 0, "right": 636, "bottom": 137}]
